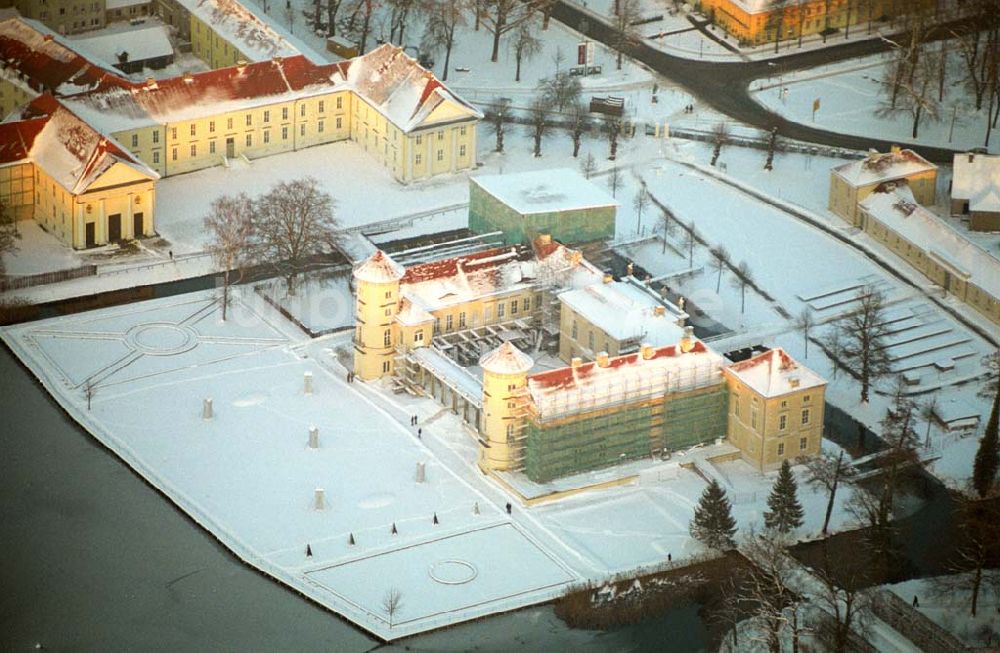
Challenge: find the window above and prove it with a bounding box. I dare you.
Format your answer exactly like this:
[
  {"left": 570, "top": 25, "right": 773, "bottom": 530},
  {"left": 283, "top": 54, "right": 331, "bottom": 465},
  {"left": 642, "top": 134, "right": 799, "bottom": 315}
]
[
  {"left": 460, "top": 126, "right": 466, "bottom": 136},
  {"left": 415, "top": 135, "right": 422, "bottom": 145},
  {"left": 384, "top": 290, "right": 393, "bottom": 300},
  {"left": 383, "top": 329, "right": 391, "bottom": 347},
  {"left": 777, "top": 442, "right": 785, "bottom": 456},
  {"left": 415, "top": 154, "right": 422, "bottom": 164},
  {"left": 227, "top": 117, "right": 233, "bottom": 129},
  {"left": 131, "top": 134, "right": 138, "bottom": 147},
  {"left": 437, "top": 130, "right": 443, "bottom": 141},
  {"left": 437, "top": 149, "right": 443, "bottom": 162},
  {"left": 414, "top": 329, "right": 423, "bottom": 343},
  {"left": 209, "top": 141, "right": 216, "bottom": 154},
  {"left": 300, "top": 124, "right": 305, "bottom": 136},
  {"left": 498, "top": 302, "right": 505, "bottom": 318},
  {"left": 282, "top": 107, "right": 288, "bottom": 120},
  {"left": 801, "top": 408, "right": 811, "bottom": 425},
  {"left": 300, "top": 104, "right": 305, "bottom": 117},
  {"left": 459, "top": 312, "right": 466, "bottom": 328},
  {"left": 780, "top": 400, "right": 787, "bottom": 409},
  {"left": 171, "top": 147, "right": 177, "bottom": 161},
  {"left": 506, "top": 424, "right": 515, "bottom": 443},
  {"left": 534, "top": 295, "right": 542, "bottom": 309},
  {"left": 190, "top": 144, "right": 196, "bottom": 157},
  {"left": 445, "top": 315, "right": 453, "bottom": 331},
  {"left": 190, "top": 124, "right": 196, "bottom": 136},
  {"left": 263, "top": 130, "right": 270, "bottom": 144},
  {"left": 318, "top": 100, "right": 325, "bottom": 113},
  {"left": 336, "top": 117, "right": 342, "bottom": 129},
  {"left": 459, "top": 145, "right": 466, "bottom": 157},
  {"left": 209, "top": 121, "right": 215, "bottom": 133},
  {"left": 336, "top": 96, "right": 342, "bottom": 109},
  {"left": 170, "top": 127, "right": 177, "bottom": 139},
  {"left": 152, "top": 130, "right": 159, "bottom": 143},
  {"left": 571, "top": 321, "right": 578, "bottom": 338},
  {"left": 511, "top": 300, "right": 518, "bottom": 315},
  {"left": 245, "top": 134, "right": 252, "bottom": 147},
  {"left": 800, "top": 436, "right": 808, "bottom": 451},
  {"left": 152, "top": 151, "right": 159, "bottom": 163},
  {"left": 318, "top": 120, "right": 324, "bottom": 133},
  {"left": 588, "top": 332, "right": 594, "bottom": 350},
  {"left": 779, "top": 414, "right": 787, "bottom": 431},
  {"left": 385, "top": 308, "right": 392, "bottom": 317},
  {"left": 282, "top": 126, "right": 288, "bottom": 140},
  {"left": 245, "top": 114, "right": 252, "bottom": 126},
  {"left": 523, "top": 298, "right": 530, "bottom": 311},
  {"left": 382, "top": 360, "right": 391, "bottom": 373},
  {"left": 263, "top": 110, "right": 270, "bottom": 123},
  {"left": 751, "top": 407, "right": 758, "bottom": 430},
  {"left": 803, "top": 394, "right": 811, "bottom": 403}
]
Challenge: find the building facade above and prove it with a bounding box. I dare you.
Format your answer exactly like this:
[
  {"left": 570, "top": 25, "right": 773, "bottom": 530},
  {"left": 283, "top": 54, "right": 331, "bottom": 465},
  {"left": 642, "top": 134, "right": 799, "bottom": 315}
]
[
  {"left": 829, "top": 147, "right": 937, "bottom": 224},
  {"left": 12, "top": 0, "right": 105, "bottom": 34},
  {"left": 951, "top": 152, "right": 1000, "bottom": 232}
]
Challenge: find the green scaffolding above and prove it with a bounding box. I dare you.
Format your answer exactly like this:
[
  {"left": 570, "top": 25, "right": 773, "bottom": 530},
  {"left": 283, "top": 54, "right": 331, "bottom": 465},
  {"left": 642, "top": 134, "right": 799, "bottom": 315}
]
[
  {"left": 522, "top": 385, "right": 728, "bottom": 483},
  {"left": 658, "top": 386, "right": 729, "bottom": 453}
]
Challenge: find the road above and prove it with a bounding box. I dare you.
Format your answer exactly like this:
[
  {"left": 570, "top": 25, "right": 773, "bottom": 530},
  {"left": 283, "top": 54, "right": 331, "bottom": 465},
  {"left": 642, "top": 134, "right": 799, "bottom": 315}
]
[{"left": 550, "top": 2, "right": 981, "bottom": 164}]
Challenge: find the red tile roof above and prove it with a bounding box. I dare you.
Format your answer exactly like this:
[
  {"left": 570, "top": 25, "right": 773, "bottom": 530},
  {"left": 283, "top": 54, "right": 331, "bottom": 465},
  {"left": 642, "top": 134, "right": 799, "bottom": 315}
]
[
  {"left": 0, "top": 117, "right": 46, "bottom": 165},
  {"left": 528, "top": 341, "right": 707, "bottom": 391},
  {"left": 400, "top": 245, "right": 533, "bottom": 285}
]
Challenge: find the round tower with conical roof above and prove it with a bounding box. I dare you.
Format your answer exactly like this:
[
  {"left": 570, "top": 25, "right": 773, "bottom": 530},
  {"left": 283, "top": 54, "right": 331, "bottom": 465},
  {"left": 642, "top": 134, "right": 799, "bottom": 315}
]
[
  {"left": 478, "top": 341, "right": 534, "bottom": 473},
  {"left": 353, "top": 250, "right": 405, "bottom": 381}
]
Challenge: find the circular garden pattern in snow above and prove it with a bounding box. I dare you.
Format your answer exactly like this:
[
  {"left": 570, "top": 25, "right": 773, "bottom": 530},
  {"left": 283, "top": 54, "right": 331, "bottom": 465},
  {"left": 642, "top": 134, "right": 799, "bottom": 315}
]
[
  {"left": 125, "top": 323, "right": 199, "bottom": 356},
  {"left": 428, "top": 559, "right": 478, "bottom": 585}
]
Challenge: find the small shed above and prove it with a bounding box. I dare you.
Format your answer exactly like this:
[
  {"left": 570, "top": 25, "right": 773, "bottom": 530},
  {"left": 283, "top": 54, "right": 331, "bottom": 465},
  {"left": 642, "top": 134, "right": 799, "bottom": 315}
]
[
  {"left": 326, "top": 35, "right": 358, "bottom": 59},
  {"left": 468, "top": 168, "right": 619, "bottom": 246}
]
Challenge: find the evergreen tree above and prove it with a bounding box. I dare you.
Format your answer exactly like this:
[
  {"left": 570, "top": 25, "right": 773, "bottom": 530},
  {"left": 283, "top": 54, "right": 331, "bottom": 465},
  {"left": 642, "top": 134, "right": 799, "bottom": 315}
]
[
  {"left": 972, "top": 387, "right": 999, "bottom": 498},
  {"left": 764, "top": 459, "right": 804, "bottom": 534},
  {"left": 690, "top": 479, "right": 737, "bottom": 550}
]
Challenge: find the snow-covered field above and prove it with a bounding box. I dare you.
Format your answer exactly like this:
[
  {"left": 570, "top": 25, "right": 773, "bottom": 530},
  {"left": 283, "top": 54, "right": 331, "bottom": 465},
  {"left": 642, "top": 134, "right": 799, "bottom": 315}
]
[{"left": 2, "top": 286, "right": 863, "bottom": 639}]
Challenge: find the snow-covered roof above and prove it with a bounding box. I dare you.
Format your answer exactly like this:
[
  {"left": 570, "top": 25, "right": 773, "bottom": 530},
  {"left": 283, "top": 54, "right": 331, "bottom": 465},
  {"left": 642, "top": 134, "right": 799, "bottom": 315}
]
[
  {"left": 952, "top": 153, "right": 1000, "bottom": 213},
  {"left": 61, "top": 45, "right": 477, "bottom": 135},
  {"left": 480, "top": 341, "right": 534, "bottom": 376},
  {"left": 172, "top": 0, "right": 299, "bottom": 62},
  {"left": 70, "top": 25, "right": 173, "bottom": 66},
  {"left": 860, "top": 186, "right": 1000, "bottom": 297},
  {"left": 559, "top": 280, "right": 685, "bottom": 347},
  {"left": 395, "top": 297, "right": 434, "bottom": 326},
  {"left": 724, "top": 347, "right": 825, "bottom": 398},
  {"left": 398, "top": 239, "right": 603, "bottom": 314},
  {"left": 21, "top": 94, "right": 159, "bottom": 195},
  {"left": 353, "top": 249, "right": 404, "bottom": 284},
  {"left": 0, "top": 15, "right": 126, "bottom": 96},
  {"left": 832, "top": 148, "right": 937, "bottom": 189},
  {"left": 527, "top": 341, "right": 725, "bottom": 420},
  {"left": 472, "top": 168, "right": 619, "bottom": 216},
  {"left": 0, "top": 117, "right": 46, "bottom": 165},
  {"left": 345, "top": 44, "right": 483, "bottom": 131}
]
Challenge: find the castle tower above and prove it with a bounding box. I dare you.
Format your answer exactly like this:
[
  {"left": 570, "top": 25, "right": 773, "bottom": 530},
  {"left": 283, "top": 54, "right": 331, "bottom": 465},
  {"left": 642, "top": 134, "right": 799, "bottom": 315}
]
[
  {"left": 353, "top": 250, "right": 405, "bottom": 381},
  {"left": 478, "top": 341, "right": 534, "bottom": 473}
]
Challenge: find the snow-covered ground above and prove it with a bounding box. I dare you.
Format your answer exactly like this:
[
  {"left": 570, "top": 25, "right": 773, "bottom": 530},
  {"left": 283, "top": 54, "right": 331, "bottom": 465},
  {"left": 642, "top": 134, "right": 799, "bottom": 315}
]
[
  {"left": 753, "top": 48, "right": 1000, "bottom": 155},
  {"left": 1, "top": 286, "right": 862, "bottom": 639},
  {"left": 886, "top": 572, "right": 1000, "bottom": 647}
]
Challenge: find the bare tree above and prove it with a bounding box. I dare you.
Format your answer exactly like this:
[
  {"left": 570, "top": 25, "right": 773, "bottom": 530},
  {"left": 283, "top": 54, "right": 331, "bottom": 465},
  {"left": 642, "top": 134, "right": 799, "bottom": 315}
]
[
  {"left": 580, "top": 151, "right": 597, "bottom": 178},
  {"left": 343, "top": 0, "right": 377, "bottom": 54},
  {"left": 877, "top": 49, "right": 941, "bottom": 138},
  {"left": 683, "top": 223, "right": 698, "bottom": 267},
  {"left": 0, "top": 198, "right": 19, "bottom": 274},
  {"left": 537, "top": 72, "right": 582, "bottom": 112},
  {"left": 386, "top": 0, "right": 417, "bottom": 45},
  {"left": 606, "top": 165, "right": 623, "bottom": 198},
  {"left": 528, "top": 97, "right": 549, "bottom": 157},
  {"left": 655, "top": 209, "right": 676, "bottom": 253},
  {"left": 253, "top": 178, "right": 339, "bottom": 296},
  {"left": 611, "top": 0, "right": 641, "bottom": 71},
  {"left": 810, "top": 555, "right": 872, "bottom": 653},
  {"left": 981, "top": 350, "right": 1000, "bottom": 400},
  {"left": 566, "top": 101, "right": 591, "bottom": 158},
  {"left": 285, "top": 0, "right": 296, "bottom": 33},
  {"left": 381, "top": 587, "right": 403, "bottom": 628},
  {"left": 510, "top": 20, "right": 542, "bottom": 83},
  {"left": 603, "top": 113, "right": 623, "bottom": 161},
  {"left": 710, "top": 122, "right": 729, "bottom": 166},
  {"left": 632, "top": 186, "right": 649, "bottom": 234},
  {"left": 421, "top": 0, "right": 468, "bottom": 82},
  {"left": 709, "top": 245, "right": 730, "bottom": 293},
  {"left": 740, "top": 531, "right": 800, "bottom": 652},
  {"left": 205, "top": 193, "right": 255, "bottom": 321},
  {"left": 919, "top": 393, "right": 938, "bottom": 448},
  {"left": 764, "top": 0, "right": 790, "bottom": 53},
  {"left": 933, "top": 497, "right": 1000, "bottom": 617},
  {"left": 308, "top": 0, "right": 324, "bottom": 32},
  {"left": 796, "top": 308, "right": 814, "bottom": 359},
  {"left": 480, "top": 0, "right": 533, "bottom": 63},
  {"left": 827, "top": 286, "right": 891, "bottom": 403},
  {"left": 804, "top": 449, "right": 855, "bottom": 535},
  {"left": 764, "top": 126, "right": 778, "bottom": 171},
  {"left": 734, "top": 261, "right": 753, "bottom": 313},
  {"left": 326, "top": 0, "right": 347, "bottom": 36},
  {"left": 951, "top": 1, "right": 1000, "bottom": 111},
  {"left": 487, "top": 96, "right": 511, "bottom": 153},
  {"left": 83, "top": 378, "right": 97, "bottom": 411}
]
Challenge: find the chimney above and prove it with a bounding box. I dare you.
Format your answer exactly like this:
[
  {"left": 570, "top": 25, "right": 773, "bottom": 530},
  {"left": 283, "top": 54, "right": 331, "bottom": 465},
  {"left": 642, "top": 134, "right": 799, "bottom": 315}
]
[
  {"left": 43, "top": 34, "right": 53, "bottom": 42},
  {"left": 236, "top": 59, "right": 248, "bottom": 74},
  {"left": 653, "top": 306, "right": 666, "bottom": 317},
  {"left": 272, "top": 55, "right": 283, "bottom": 66},
  {"left": 596, "top": 351, "right": 610, "bottom": 367},
  {"left": 866, "top": 149, "right": 879, "bottom": 163},
  {"left": 626, "top": 262, "right": 634, "bottom": 277},
  {"left": 570, "top": 250, "right": 582, "bottom": 266},
  {"left": 890, "top": 144, "right": 901, "bottom": 155},
  {"left": 537, "top": 233, "right": 552, "bottom": 246},
  {"left": 640, "top": 342, "right": 655, "bottom": 360},
  {"left": 789, "top": 376, "right": 800, "bottom": 388},
  {"left": 571, "top": 356, "right": 583, "bottom": 368},
  {"left": 182, "top": 71, "right": 194, "bottom": 83},
  {"left": 602, "top": 273, "right": 613, "bottom": 284},
  {"left": 968, "top": 153, "right": 975, "bottom": 163},
  {"left": 679, "top": 326, "right": 695, "bottom": 353}
]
